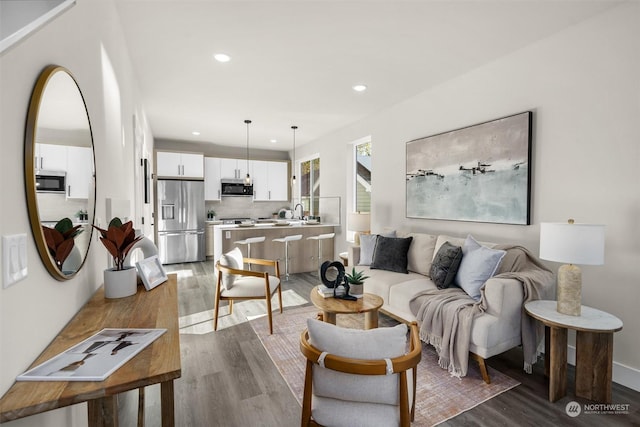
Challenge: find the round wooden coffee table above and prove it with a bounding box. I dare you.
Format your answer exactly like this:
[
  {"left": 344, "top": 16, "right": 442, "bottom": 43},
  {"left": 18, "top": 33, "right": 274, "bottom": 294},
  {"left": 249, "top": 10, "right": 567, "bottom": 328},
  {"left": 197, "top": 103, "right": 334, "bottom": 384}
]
[{"left": 310, "top": 286, "right": 384, "bottom": 329}]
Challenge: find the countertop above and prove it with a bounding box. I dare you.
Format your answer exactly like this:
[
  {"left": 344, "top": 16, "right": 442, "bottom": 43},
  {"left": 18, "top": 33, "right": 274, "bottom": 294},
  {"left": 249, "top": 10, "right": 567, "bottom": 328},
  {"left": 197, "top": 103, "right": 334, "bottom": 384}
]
[{"left": 213, "top": 221, "right": 338, "bottom": 230}]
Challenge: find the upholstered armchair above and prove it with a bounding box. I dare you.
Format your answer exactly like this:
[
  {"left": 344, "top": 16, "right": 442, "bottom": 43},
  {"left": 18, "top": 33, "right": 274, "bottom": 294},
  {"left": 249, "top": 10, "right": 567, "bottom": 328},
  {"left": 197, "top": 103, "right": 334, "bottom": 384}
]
[
  {"left": 299, "top": 319, "right": 422, "bottom": 427},
  {"left": 214, "top": 247, "right": 282, "bottom": 334}
]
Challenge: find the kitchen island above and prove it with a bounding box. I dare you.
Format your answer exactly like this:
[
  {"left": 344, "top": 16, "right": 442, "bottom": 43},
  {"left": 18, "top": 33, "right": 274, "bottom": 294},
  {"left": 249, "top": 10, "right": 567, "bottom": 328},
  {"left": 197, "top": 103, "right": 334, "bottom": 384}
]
[{"left": 213, "top": 222, "right": 338, "bottom": 274}]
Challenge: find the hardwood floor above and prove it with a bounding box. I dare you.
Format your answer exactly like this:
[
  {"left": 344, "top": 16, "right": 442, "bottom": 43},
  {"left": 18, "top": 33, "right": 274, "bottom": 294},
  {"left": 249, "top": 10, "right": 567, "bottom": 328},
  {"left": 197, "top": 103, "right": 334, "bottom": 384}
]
[{"left": 119, "top": 261, "right": 639, "bottom": 426}]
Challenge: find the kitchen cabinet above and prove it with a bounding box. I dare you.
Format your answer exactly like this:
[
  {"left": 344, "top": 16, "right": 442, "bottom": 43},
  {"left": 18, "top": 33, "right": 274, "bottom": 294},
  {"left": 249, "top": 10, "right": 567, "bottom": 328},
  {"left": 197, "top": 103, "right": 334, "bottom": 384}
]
[
  {"left": 35, "top": 143, "right": 67, "bottom": 171},
  {"left": 66, "top": 146, "right": 93, "bottom": 199},
  {"left": 251, "top": 160, "right": 289, "bottom": 201},
  {"left": 204, "top": 157, "right": 221, "bottom": 200},
  {"left": 157, "top": 152, "right": 204, "bottom": 178},
  {"left": 219, "top": 158, "right": 248, "bottom": 180}
]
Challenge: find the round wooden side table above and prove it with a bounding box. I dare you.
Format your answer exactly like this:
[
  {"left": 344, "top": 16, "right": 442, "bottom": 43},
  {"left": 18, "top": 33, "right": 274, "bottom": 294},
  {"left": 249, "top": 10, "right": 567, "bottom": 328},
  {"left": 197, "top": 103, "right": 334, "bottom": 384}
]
[
  {"left": 524, "top": 300, "right": 623, "bottom": 403},
  {"left": 310, "top": 286, "right": 383, "bottom": 329}
]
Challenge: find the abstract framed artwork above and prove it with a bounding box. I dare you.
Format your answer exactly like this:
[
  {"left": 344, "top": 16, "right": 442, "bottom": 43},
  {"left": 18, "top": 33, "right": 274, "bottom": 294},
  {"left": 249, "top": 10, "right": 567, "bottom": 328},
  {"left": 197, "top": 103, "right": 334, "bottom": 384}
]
[
  {"left": 136, "top": 255, "right": 168, "bottom": 291},
  {"left": 406, "top": 111, "right": 532, "bottom": 225}
]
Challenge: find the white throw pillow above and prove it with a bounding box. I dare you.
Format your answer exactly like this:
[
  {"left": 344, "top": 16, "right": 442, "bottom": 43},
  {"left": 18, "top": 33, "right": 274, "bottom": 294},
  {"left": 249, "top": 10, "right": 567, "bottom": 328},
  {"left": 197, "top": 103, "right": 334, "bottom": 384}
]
[
  {"left": 455, "top": 235, "right": 506, "bottom": 301},
  {"left": 219, "top": 247, "right": 244, "bottom": 290},
  {"left": 307, "top": 318, "right": 407, "bottom": 405},
  {"left": 398, "top": 231, "right": 437, "bottom": 276}
]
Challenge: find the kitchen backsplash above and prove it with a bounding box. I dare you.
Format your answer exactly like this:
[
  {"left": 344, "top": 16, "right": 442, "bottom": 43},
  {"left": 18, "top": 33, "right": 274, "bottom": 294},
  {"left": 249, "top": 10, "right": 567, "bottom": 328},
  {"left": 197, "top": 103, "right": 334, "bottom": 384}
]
[{"left": 206, "top": 197, "right": 291, "bottom": 220}]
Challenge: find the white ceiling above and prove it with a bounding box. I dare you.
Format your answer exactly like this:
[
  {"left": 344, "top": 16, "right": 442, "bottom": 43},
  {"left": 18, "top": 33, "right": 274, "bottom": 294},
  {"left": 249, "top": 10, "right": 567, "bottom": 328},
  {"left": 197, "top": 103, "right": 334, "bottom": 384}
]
[{"left": 113, "top": 0, "right": 619, "bottom": 151}]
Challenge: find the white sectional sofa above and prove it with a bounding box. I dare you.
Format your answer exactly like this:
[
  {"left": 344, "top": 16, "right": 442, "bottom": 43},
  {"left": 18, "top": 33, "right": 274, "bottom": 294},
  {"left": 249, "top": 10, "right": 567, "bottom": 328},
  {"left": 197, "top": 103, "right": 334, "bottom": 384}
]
[{"left": 348, "top": 231, "right": 553, "bottom": 382}]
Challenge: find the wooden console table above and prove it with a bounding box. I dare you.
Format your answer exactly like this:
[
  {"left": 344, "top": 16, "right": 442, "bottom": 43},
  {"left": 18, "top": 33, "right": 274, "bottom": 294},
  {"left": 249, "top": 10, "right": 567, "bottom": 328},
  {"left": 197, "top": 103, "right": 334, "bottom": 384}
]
[
  {"left": 0, "top": 273, "right": 181, "bottom": 426},
  {"left": 524, "top": 300, "right": 623, "bottom": 403}
]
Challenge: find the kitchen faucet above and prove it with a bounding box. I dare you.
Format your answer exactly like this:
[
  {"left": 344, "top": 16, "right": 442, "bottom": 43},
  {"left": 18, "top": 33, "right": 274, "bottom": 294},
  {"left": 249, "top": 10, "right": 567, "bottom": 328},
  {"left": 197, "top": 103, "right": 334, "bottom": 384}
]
[{"left": 293, "top": 203, "right": 304, "bottom": 219}]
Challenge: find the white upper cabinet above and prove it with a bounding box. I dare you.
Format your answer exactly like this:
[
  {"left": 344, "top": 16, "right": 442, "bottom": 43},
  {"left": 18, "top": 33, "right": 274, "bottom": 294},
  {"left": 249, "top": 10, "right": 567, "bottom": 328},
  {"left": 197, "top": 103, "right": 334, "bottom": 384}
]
[
  {"left": 66, "top": 146, "right": 93, "bottom": 199},
  {"left": 35, "top": 143, "right": 67, "bottom": 171},
  {"left": 252, "top": 160, "right": 289, "bottom": 201},
  {"left": 204, "top": 157, "right": 222, "bottom": 200},
  {"left": 220, "top": 158, "right": 249, "bottom": 180},
  {"left": 157, "top": 152, "right": 204, "bottom": 178}
]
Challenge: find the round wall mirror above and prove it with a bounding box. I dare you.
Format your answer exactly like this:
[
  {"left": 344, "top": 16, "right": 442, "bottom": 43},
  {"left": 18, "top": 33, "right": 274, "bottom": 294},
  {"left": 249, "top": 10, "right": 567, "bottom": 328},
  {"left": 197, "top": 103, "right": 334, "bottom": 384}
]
[{"left": 25, "top": 65, "right": 96, "bottom": 281}]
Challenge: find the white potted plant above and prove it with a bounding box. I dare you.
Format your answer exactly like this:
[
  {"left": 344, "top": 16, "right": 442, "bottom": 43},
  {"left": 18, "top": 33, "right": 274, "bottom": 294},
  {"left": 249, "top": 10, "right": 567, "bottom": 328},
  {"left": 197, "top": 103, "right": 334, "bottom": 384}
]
[
  {"left": 345, "top": 267, "right": 369, "bottom": 298},
  {"left": 93, "top": 218, "right": 143, "bottom": 298}
]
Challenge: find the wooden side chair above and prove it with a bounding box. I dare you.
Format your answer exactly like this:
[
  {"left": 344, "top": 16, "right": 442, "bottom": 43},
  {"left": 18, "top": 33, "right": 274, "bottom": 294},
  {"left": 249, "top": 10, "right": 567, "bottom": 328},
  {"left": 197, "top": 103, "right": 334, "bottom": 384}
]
[
  {"left": 214, "top": 247, "right": 282, "bottom": 334},
  {"left": 300, "top": 319, "right": 422, "bottom": 427}
]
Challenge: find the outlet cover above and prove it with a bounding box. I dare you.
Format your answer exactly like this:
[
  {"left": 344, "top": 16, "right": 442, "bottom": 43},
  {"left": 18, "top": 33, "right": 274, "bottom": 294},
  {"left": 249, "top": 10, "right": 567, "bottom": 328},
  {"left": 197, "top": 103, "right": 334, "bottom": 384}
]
[{"left": 3, "top": 234, "right": 28, "bottom": 288}]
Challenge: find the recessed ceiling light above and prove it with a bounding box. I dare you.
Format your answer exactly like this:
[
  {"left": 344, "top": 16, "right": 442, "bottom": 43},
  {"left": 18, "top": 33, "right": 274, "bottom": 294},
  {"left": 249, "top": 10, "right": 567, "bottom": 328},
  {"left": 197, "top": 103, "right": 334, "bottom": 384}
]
[
  {"left": 270, "top": 139, "right": 277, "bottom": 144},
  {"left": 353, "top": 84, "right": 367, "bottom": 92},
  {"left": 192, "top": 131, "right": 201, "bottom": 136},
  {"left": 214, "top": 53, "right": 231, "bottom": 63}
]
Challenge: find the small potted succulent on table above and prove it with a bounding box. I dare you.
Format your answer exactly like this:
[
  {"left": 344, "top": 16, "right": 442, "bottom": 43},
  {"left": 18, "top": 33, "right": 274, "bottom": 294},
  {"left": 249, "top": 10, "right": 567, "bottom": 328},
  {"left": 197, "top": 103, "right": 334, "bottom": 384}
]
[
  {"left": 345, "top": 267, "right": 369, "bottom": 298},
  {"left": 93, "top": 217, "right": 143, "bottom": 298}
]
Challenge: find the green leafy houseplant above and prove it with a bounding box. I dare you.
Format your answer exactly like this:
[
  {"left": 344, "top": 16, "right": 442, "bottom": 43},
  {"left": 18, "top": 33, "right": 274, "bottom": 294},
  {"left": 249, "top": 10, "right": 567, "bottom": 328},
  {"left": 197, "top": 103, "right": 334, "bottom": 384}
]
[
  {"left": 92, "top": 217, "right": 143, "bottom": 271},
  {"left": 42, "top": 217, "right": 83, "bottom": 270},
  {"left": 345, "top": 267, "right": 369, "bottom": 286}
]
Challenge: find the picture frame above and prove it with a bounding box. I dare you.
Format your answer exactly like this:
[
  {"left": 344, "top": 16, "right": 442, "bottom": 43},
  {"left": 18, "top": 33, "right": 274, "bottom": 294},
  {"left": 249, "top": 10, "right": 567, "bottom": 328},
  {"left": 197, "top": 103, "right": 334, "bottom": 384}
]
[
  {"left": 136, "top": 255, "right": 168, "bottom": 291},
  {"left": 406, "top": 111, "right": 532, "bottom": 225}
]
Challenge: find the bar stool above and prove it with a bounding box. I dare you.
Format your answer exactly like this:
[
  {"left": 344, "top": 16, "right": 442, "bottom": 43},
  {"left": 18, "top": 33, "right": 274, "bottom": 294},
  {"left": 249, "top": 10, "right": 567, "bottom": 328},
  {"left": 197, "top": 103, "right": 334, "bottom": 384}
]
[
  {"left": 307, "top": 233, "right": 335, "bottom": 275},
  {"left": 272, "top": 234, "right": 302, "bottom": 280},
  {"left": 234, "top": 236, "right": 265, "bottom": 270}
]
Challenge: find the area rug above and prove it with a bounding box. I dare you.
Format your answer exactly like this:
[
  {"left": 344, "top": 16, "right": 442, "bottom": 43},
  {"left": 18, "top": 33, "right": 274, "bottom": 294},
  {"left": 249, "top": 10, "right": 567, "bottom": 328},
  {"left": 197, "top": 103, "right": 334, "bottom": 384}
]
[{"left": 250, "top": 305, "right": 520, "bottom": 426}]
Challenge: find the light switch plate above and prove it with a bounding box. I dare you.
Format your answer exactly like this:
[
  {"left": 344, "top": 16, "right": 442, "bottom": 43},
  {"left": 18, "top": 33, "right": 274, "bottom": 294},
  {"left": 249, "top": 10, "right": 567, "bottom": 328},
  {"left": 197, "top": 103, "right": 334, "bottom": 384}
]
[{"left": 3, "top": 234, "right": 28, "bottom": 288}]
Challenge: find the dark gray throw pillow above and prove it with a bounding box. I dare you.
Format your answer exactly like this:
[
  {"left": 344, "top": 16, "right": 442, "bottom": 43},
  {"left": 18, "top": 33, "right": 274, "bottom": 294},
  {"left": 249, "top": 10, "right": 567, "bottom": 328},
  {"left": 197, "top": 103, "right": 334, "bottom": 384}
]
[
  {"left": 430, "top": 242, "right": 463, "bottom": 289},
  {"left": 370, "top": 236, "right": 413, "bottom": 274}
]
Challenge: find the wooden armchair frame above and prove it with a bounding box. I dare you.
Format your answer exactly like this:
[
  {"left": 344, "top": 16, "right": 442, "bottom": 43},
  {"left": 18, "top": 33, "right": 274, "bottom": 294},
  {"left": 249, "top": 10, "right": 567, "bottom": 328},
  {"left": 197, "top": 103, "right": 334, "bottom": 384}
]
[
  {"left": 214, "top": 258, "right": 282, "bottom": 334},
  {"left": 299, "top": 321, "right": 422, "bottom": 427}
]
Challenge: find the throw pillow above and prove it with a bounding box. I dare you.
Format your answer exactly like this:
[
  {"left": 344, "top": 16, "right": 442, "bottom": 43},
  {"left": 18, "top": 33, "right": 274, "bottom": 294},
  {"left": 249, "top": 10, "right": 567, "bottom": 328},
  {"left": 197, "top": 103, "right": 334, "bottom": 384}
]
[
  {"left": 398, "top": 231, "right": 437, "bottom": 276},
  {"left": 429, "top": 241, "right": 463, "bottom": 289},
  {"left": 358, "top": 234, "right": 378, "bottom": 266},
  {"left": 357, "top": 230, "right": 397, "bottom": 266},
  {"left": 219, "top": 247, "right": 244, "bottom": 290},
  {"left": 370, "top": 236, "right": 413, "bottom": 274},
  {"left": 307, "top": 318, "right": 408, "bottom": 405},
  {"left": 455, "top": 235, "right": 506, "bottom": 301}
]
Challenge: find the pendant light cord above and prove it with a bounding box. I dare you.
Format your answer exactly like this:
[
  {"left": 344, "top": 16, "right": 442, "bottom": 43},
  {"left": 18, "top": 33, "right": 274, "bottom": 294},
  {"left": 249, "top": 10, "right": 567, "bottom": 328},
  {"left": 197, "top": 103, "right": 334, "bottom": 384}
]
[{"left": 245, "top": 119, "right": 251, "bottom": 184}]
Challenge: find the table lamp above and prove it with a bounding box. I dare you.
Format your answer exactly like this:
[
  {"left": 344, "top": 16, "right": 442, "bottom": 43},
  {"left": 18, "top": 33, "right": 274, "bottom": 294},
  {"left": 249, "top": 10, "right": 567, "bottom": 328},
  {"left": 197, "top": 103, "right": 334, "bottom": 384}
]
[
  {"left": 348, "top": 212, "right": 370, "bottom": 246},
  {"left": 539, "top": 219, "right": 605, "bottom": 316}
]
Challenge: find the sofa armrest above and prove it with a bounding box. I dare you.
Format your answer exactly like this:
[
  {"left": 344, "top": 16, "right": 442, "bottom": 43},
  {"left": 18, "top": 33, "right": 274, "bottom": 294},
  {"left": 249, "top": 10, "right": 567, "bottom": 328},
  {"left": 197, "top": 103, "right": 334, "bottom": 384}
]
[
  {"left": 483, "top": 277, "right": 524, "bottom": 319},
  {"left": 348, "top": 246, "right": 361, "bottom": 267}
]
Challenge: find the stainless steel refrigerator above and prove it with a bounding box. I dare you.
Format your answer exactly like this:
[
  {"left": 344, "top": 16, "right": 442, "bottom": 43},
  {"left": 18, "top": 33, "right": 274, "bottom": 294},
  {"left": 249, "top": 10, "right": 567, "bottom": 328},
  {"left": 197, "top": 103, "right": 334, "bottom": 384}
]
[{"left": 156, "top": 180, "right": 205, "bottom": 264}]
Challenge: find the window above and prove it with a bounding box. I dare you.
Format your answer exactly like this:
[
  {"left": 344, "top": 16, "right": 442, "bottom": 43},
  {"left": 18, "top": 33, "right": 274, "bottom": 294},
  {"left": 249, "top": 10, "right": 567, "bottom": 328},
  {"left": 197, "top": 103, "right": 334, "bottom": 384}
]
[
  {"left": 300, "top": 156, "right": 320, "bottom": 216},
  {"left": 355, "top": 140, "right": 371, "bottom": 212}
]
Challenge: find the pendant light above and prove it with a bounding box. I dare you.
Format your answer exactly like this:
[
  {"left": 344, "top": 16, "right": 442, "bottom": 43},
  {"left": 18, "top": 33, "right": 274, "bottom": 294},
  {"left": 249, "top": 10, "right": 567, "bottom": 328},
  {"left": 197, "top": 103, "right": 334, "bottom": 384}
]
[
  {"left": 291, "top": 125, "right": 298, "bottom": 186},
  {"left": 244, "top": 119, "right": 252, "bottom": 185}
]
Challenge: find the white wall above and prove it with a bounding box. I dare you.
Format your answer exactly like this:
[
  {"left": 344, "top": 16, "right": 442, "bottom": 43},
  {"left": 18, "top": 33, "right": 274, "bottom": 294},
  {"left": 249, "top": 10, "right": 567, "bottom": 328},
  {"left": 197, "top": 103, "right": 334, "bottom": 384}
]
[
  {"left": 0, "top": 0, "right": 149, "bottom": 425},
  {"left": 297, "top": 2, "right": 640, "bottom": 388}
]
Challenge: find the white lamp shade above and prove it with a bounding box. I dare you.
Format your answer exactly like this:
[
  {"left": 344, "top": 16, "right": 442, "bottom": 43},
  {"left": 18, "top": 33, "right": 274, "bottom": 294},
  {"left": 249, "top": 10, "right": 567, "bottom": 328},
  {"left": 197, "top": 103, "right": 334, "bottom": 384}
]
[
  {"left": 348, "top": 212, "right": 370, "bottom": 233},
  {"left": 540, "top": 222, "right": 605, "bottom": 265}
]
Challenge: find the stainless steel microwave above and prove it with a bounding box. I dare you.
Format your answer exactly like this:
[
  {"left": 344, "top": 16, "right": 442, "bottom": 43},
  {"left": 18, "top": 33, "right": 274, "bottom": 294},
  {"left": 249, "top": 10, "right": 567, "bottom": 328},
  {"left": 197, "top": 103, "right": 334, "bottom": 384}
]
[
  {"left": 35, "top": 170, "right": 66, "bottom": 193},
  {"left": 221, "top": 180, "right": 253, "bottom": 196}
]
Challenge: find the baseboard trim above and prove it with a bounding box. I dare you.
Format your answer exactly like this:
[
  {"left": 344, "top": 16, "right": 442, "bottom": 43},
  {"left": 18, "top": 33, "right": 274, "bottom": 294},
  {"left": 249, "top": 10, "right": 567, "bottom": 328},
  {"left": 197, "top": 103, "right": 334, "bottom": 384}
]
[{"left": 567, "top": 345, "right": 640, "bottom": 392}]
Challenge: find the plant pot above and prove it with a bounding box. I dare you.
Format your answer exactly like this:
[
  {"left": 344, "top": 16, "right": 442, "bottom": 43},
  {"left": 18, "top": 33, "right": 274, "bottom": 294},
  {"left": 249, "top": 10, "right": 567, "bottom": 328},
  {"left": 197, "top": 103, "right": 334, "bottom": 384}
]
[
  {"left": 349, "top": 283, "right": 364, "bottom": 297},
  {"left": 104, "top": 267, "right": 138, "bottom": 299}
]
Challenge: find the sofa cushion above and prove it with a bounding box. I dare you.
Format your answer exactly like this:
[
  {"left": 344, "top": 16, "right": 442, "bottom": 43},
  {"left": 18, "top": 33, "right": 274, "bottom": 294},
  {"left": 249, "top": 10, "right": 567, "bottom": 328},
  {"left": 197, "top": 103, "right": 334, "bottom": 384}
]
[
  {"left": 429, "top": 241, "right": 463, "bottom": 289},
  {"left": 397, "top": 232, "right": 437, "bottom": 276},
  {"left": 370, "top": 236, "right": 413, "bottom": 273},
  {"left": 455, "top": 235, "right": 506, "bottom": 301}
]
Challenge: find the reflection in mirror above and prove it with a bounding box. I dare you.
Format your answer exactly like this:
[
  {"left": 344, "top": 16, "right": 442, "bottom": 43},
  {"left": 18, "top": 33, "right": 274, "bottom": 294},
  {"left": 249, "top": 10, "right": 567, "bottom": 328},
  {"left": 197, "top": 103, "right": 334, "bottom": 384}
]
[{"left": 25, "top": 65, "right": 96, "bottom": 280}]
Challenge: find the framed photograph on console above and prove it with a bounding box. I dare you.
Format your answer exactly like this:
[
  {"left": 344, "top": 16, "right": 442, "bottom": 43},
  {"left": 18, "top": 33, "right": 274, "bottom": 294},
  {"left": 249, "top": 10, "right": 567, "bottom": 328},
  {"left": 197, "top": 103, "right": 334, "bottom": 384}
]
[
  {"left": 136, "top": 255, "right": 168, "bottom": 291},
  {"left": 406, "top": 111, "right": 532, "bottom": 225}
]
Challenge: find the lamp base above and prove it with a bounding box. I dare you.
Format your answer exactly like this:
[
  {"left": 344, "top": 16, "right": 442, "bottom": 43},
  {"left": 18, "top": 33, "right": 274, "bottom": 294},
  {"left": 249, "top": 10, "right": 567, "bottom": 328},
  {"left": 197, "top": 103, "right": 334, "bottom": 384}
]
[{"left": 557, "top": 264, "right": 582, "bottom": 316}]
